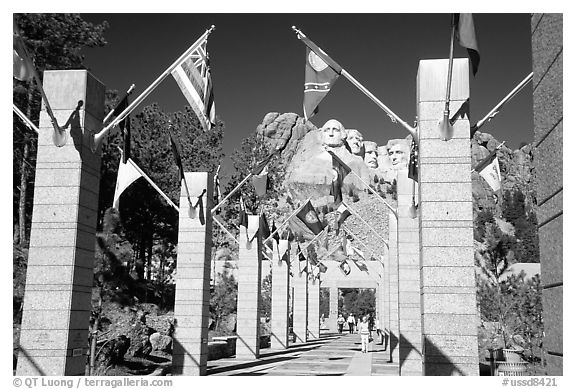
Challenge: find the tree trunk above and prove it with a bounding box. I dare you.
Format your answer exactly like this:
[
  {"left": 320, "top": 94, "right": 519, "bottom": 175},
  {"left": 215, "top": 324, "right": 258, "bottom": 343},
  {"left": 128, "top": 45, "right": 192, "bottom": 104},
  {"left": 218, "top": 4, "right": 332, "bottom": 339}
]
[
  {"left": 17, "top": 141, "right": 30, "bottom": 246},
  {"left": 89, "top": 292, "right": 102, "bottom": 375}
]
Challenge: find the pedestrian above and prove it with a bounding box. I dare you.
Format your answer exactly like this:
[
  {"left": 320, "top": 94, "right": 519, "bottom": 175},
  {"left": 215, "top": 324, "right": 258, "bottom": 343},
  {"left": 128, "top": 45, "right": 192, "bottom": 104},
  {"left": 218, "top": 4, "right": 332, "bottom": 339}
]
[
  {"left": 358, "top": 316, "right": 371, "bottom": 353},
  {"left": 337, "top": 314, "right": 345, "bottom": 334},
  {"left": 347, "top": 313, "right": 355, "bottom": 334},
  {"left": 375, "top": 318, "right": 383, "bottom": 345}
]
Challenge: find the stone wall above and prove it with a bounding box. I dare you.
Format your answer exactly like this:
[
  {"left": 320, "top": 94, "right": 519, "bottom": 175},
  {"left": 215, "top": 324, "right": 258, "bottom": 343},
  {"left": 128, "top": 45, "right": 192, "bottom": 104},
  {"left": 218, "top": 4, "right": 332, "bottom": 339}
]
[{"left": 531, "top": 13, "right": 563, "bottom": 376}]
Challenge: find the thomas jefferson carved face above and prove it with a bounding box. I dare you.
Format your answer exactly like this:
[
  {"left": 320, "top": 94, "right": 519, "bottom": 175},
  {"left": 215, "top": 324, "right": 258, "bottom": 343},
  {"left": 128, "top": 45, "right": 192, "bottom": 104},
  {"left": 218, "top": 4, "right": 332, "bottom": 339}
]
[
  {"left": 321, "top": 119, "right": 346, "bottom": 147},
  {"left": 363, "top": 141, "right": 378, "bottom": 169},
  {"left": 345, "top": 129, "right": 364, "bottom": 155},
  {"left": 387, "top": 141, "right": 409, "bottom": 169}
]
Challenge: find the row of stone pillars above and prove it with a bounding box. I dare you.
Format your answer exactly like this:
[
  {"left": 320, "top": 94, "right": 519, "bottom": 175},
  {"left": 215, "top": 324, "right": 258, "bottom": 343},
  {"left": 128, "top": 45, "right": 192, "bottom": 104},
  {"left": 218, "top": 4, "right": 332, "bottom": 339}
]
[{"left": 17, "top": 57, "right": 480, "bottom": 376}]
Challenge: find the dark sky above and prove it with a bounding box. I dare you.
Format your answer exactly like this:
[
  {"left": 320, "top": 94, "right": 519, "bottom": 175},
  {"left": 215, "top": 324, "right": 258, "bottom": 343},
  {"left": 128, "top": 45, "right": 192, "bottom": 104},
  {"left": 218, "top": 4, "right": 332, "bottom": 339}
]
[{"left": 81, "top": 13, "right": 534, "bottom": 159}]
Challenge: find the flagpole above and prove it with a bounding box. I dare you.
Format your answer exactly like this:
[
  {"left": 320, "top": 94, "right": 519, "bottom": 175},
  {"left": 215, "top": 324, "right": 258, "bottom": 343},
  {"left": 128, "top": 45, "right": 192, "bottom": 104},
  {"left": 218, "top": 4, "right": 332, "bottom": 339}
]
[
  {"left": 439, "top": 15, "right": 456, "bottom": 141},
  {"left": 301, "top": 224, "right": 330, "bottom": 252},
  {"left": 340, "top": 69, "right": 416, "bottom": 138},
  {"left": 342, "top": 226, "right": 380, "bottom": 260},
  {"left": 13, "top": 104, "right": 39, "bottom": 133},
  {"left": 292, "top": 27, "right": 416, "bottom": 139},
  {"left": 471, "top": 141, "right": 506, "bottom": 173},
  {"left": 473, "top": 72, "right": 533, "bottom": 132},
  {"left": 14, "top": 33, "right": 66, "bottom": 146},
  {"left": 211, "top": 173, "right": 253, "bottom": 214},
  {"left": 213, "top": 214, "right": 240, "bottom": 245},
  {"left": 103, "top": 84, "right": 136, "bottom": 125},
  {"left": 127, "top": 158, "right": 179, "bottom": 211},
  {"left": 341, "top": 200, "right": 389, "bottom": 247},
  {"left": 348, "top": 170, "right": 398, "bottom": 219},
  {"left": 262, "top": 197, "right": 312, "bottom": 246},
  {"left": 92, "top": 25, "right": 216, "bottom": 152}
]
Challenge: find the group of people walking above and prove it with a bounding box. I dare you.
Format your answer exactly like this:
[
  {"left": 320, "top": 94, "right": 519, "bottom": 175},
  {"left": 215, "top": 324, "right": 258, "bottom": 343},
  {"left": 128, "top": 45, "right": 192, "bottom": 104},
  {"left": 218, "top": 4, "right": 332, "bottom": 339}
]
[{"left": 336, "top": 313, "right": 384, "bottom": 353}]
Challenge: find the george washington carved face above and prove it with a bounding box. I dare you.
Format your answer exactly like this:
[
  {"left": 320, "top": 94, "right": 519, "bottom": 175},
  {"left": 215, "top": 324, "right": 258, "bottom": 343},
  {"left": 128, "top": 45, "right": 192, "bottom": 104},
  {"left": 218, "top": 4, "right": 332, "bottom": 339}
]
[{"left": 321, "top": 119, "right": 347, "bottom": 148}]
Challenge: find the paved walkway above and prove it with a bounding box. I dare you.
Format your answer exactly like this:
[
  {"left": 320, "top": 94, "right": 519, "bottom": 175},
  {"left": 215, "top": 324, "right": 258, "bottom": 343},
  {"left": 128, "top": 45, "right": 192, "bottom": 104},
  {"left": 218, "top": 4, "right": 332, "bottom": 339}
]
[{"left": 206, "top": 332, "right": 399, "bottom": 376}]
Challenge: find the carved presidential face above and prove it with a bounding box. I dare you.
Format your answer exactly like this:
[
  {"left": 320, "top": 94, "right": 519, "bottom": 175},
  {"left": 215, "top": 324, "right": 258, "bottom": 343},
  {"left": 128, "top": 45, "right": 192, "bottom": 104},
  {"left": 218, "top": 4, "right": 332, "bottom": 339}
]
[
  {"left": 364, "top": 141, "right": 378, "bottom": 169},
  {"left": 388, "top": 143, "right": 409, "bottom": 169},
  {"left": 345, "top": 130, "right": 364, "bottom": 155},
  {"left": 321, "top": 119, "right": 346, "bottom": 147}
]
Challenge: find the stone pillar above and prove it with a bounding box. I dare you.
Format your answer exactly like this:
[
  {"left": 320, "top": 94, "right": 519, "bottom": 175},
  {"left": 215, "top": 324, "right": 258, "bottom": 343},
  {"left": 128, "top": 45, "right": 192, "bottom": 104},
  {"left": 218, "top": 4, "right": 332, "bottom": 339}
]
[
  {"left": 417, "top": 58, "right": 479, "bottom": 375},
  {"left": 17, "top": 70, "right": 104, "bottom": 376},
  {"left": 531, "top": 13, "right": 563, "bottom": 375},
  {"left": 381, "top": 252, "right": 390, "bottom": 346},
  {"left": 236, "top": 215, "right": 262, "bottom": 359},
  {"left": 308, "top": 276, "right": 320, "bottom": 339},
  {"left": 397, "top": 171, "right": 423, "bottom": 375},
  {"left": 329, "top": 286, "right": 339, "bottom": 332},
  {"left": 388, "top": 216, "right": 400, "bottom": 364},
  {"left": 173, "top": 172, "right": 213, "bottom": 375},
  {"left": 271, "top": 245, "right": 290, "bottom": 349},
  {"left": 292, "top": 245, "right": 308, "bottom": 343}
]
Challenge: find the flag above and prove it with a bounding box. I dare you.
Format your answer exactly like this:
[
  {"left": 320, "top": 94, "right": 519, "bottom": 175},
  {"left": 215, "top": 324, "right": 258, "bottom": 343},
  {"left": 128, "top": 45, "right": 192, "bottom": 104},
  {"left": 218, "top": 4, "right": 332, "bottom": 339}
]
[
  {"left": 339, "top": 260, "right": 351, "bottom": 276},
  {"left": 13, "top": 22, "right": 35, "bottom": 82},
  {"left": 300, "top": 35, "right": 343, "bottom": 121},
  {"left": 407, "top": 137, "right": 419, "bottom": 182},
  {"left": 307, "top": 245, "right": 319, "bottom": 266},
  {"left": 213, "top": 165, "right": 222, "bottom": 204},
  {"left": 335, "top": 203, "right": 351, "bottom": 235},
  {"left": 113, "top": 158, "right": 143, "bottom": 209},
  {"left": 455, "top": 13, "right": 480, "bottom": 76},
  {"left": 350, "top": 257, "right": 369, "bottom": 272},
  {"left": 318, "top": 262, "right": 328, "bottom": 273},
  {"left": 260, "top": 213, "right": 271, "bottom": 241},
  {"left": 311, "top": 264, "right": 320, "bottom": 280},
  {"left": 171, "top": 39, "right": 216, "bottom": 131},
  {"left": 251, "top": 152, "right": 276, "bottom": 175},
  {"left": 351, "top": 245, "right": 365, "bottom": 260},
  {"left": 327, "top": 150, "right": 352, "bottom": 205},
  {"left": 297, "top": 244, "right": 308, "bottom": 274},
  {"left": 169, "top": 130, "right": 186, "bottom": 182},
  {"left": 238, "top": 194, "right": 248, "bottom": 228},
  {"left": 251, "top": 165, "right": 269, "bottom": 197},
  {"left": 271, "top": 220, "right": 280, "bottom": 244},
  {"left": 111, "top": 94, "right": 132, "bottom": 164},
  {"left": 474, "top": 150, "right": 501, "bottom": 192},
  {"left": 296, "top": 200, "right": 325, "bottom": 235},
  {"left": 278, "top": 239, "right": 290, "bottom": 262}
]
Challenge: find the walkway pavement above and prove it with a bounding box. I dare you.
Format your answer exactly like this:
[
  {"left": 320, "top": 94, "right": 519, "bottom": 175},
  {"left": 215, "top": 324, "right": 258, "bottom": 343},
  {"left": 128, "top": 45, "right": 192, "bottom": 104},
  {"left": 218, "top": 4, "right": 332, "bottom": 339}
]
[{"left": 206, "top": 332, "right": 399, "bottom": 376}]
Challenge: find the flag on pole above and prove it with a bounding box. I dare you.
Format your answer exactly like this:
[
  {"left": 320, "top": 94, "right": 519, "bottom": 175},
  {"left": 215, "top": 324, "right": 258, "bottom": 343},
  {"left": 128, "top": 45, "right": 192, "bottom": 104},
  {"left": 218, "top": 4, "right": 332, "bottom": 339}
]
[
  {"left": 271, "top": 220, "right": 281, "bottom": 244},
  {"left": 307, "top": 245, "right": 319, "bottom": 266},
  {"left": 278, "top": 239, "right": 290, "bottom": 262},
  {"left": 213, "top": 164, "right": 222, "bottom": 204},
  {"left": 407, "top": 137, "right": 419, "bottom": 182},
  {"left": 299, "top": 35, "right": 343, "bottom": 121},
  {"left": 111, "top": 94, "right": 132, "bottom": 163},
  {"left": 297, "top": 244, "right": 308, "bottom": 274},
  {"left": 13, "top": 22, "right": 34, "bottom": 82},
  {"left": 327, "top": 150, "right": 352, "bottom": 205},
  {"left": 113, "top": 158, "right": 143, "bottom": 209},
  {"left": 171, "top": 37, "right": 216, "bottom": 131},
  {"left": 251, "top": 152, "right": 276, "bottom": 175},
  {"left": 455, "top": 13, "right": 480, "bottom": 76},
  {"left": 335, "top": 203, "right": 351, "bottom": 235},
  {"left": 251, "top": 165, "right": 269, "bottom": 197},
  {"left": 339, "top": 260, "right": 351, "bottom": 276},
  {"left": 296, "top": 200, "right": 325, "bottom": 235},
  {"left": 169, "top": 130, "right": 186, "bottom": 182},
  {"left": 238, "top": 194, "right": 248, "bottom": 229},
  {"left": 318, "top": 262, "right": 328, "bottom": 273},
  {"left": 474, "top": 150, "right": 501, "bottom": 192}
]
